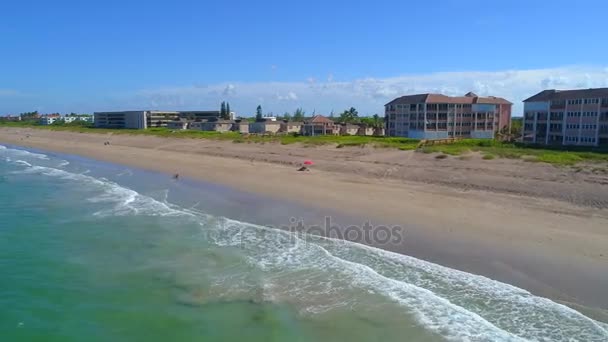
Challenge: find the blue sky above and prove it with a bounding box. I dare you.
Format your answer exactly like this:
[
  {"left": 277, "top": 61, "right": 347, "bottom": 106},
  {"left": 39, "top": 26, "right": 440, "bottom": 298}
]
[{"left": 2, "top": 0, "right": 608, "bottom": 116}]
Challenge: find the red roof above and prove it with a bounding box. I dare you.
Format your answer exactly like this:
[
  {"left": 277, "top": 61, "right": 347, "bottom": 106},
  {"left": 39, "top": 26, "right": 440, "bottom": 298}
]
[{"left": 306, "top": 115, "right": 334, "bottom": 124}]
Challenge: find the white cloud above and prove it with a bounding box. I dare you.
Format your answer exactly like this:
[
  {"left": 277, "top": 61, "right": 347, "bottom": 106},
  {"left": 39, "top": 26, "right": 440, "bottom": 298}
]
[
  {"left": 222, "top": 84, "right": 236, "bottom": 96},
  {"left": 106, "top": 65, "right": 608, "bottom": 116},
  {"left": 0, "top": 89, "right": 21, "bottom": 97},
  {"left": 276, "top": 91, "right": 298, "bottom": 101}
]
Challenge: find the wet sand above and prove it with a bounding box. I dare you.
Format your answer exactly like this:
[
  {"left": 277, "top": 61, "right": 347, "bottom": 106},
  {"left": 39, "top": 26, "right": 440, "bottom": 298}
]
[{"left": 1, "top": 127, "right": 607, "bottom": 320}]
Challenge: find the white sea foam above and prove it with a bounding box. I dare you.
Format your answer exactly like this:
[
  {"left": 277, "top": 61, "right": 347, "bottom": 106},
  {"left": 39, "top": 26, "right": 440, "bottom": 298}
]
[
  {"left": 17, "top": 165, "right": 187, "bottom": 218},
  {"left": 311, "top": 237, "right": 608, "bottom": 341},
  {"left": 11, "top": 158, "right": 608, "bottom": 341},
  {"left": 0, "top": 147, "right": 49, "bottom": 160},
  {"left": 14, "top": 160, "right": 32, "bottom": 167},
  {"left": 117, "top": 169, "right": 133, "bottom": 177}
]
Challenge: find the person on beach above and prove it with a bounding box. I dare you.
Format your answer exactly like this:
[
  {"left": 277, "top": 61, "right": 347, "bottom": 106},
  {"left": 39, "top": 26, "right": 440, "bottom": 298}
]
[
  {"left": 173, "top": 173, "right": 179, "bottom": 180},
  {"left": 298, "top": 160, "right": 313, "bottom": 171}
]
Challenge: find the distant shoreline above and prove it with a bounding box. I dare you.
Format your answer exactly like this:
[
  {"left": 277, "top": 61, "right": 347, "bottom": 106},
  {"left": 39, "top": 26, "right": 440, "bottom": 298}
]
[{"left": 1, "top": 126, "right": 608, "bottom": 322}]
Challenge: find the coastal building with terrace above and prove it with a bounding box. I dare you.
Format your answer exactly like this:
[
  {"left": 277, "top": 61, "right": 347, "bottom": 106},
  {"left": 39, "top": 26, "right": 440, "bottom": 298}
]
[
  {"left": 522, "top": 88, "right": 608, "bottom": 146},
  {"left": 384, "top": 92, "right": 512, "bottom": 139},
  {"left": 94, "top": 110, "right": 223, "bottom": 129},
  {"left": 302, "top": 115, "right": 339, "bottom": 136}
]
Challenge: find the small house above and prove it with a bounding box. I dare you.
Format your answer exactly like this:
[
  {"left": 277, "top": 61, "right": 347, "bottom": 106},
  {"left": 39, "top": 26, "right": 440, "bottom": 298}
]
[
  {"left": 232, "top": 121, "right": 250, "bottom": 134},
  {"left": 280, "top": 121, "right": 303, "bottom": 134},
  {"left": 249, "top": 120, "right": 282, "bottom": 134},
  {"left": 339, "top": 124, "right": 359, "bottom": 136},
  {"left": 373, "top": 127, "right": 385, "bottom": 136},
  {"left": 167, "top": 120, "right": 189, "bottom": 130},
  {"left": 357, "top": 125, "right": 375, "bottom": 136}
]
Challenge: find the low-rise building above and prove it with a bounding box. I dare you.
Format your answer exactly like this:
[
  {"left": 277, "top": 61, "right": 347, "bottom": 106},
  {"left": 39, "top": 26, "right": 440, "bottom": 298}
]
[
  {"left": 232, "top": 121, "right": 250, "bottom": 134},
  {"left": 201, "top": 120, "right": 234, "bottom": 132},
  {"left": 249, "top": 120, "right": 282, "bottom": 134},
  {"left": 385, "top": 92, "right": 512, "bottom": 139},
  {"left": 373, "top": 127, "right": 385, "bottom": 136},
  {"left": 302, "top": 115, "right": 338, "bottom": 136},
  {"left": 280, "top": 121, "right": 303, "bottom": 134},
  {"left": 167, "top": 120, "right": 190, "bottom": 130},
  {"left": 188, "top": 120, "right": 234, "bottom": 132},
  {"left": 40, "top": 117, "right": 58, "bottom": 125},
  {"left": 339, "top": 124, "right": 359, "bottom": 135},
  {"left": 0, "top": 115, "right": 22, "bottom": 122},
  {"left": 357, "top": 125, "right": 375, "bottom": 136},
  {"left": 522, "top": 88, "right": 608, "bottom": 146},
  {"left": 94, "top": 111, "right": 148, "bottom": 129},
  {"left": 94, "top": 110, "right": 222, "bottom": 129},
  {"left": 39, "top": 114, "right": 62, "bottom": 125},
  {"left": 40, "top": 115, "right": 92, "bottom": 125},
  {"left": 179, "top": 111, "right": 225, "bottom": 121}
]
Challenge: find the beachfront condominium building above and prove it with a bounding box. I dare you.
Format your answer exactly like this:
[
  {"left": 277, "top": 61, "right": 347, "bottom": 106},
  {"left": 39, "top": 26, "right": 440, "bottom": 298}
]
[
  {"left": 94, "top": 110, "right": 223, "bottom": 129},
  {"left": 385, "top": 93, "right": 512, "bottom": 139},
  {"left": 522, "top": 88, "right": 608, "bottom": 147}
]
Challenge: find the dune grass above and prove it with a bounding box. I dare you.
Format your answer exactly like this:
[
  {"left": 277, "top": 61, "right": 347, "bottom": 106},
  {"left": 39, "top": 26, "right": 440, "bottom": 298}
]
[{"left": 420, "top": 139, "right": 608, "bottom": 166}]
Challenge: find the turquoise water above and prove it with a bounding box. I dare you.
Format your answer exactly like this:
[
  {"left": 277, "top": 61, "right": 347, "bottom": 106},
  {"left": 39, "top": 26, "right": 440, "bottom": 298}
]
[{"left": 1, "top": 144, "right": 607, "bottom": 342}]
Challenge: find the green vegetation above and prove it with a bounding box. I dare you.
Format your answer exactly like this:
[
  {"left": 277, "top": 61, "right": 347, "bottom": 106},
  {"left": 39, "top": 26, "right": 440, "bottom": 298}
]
[
  {"left": 255, "top": 105, "right": 263, "bottom": 121},
  {"left": 292, "top": 108, "right": 305, "bottom": 122},
  {"left": 420, "top": 139, "right": 608, "bottom": 166},
  {"left": 337, "top": 107, "right": 359, "bottom": 123}
]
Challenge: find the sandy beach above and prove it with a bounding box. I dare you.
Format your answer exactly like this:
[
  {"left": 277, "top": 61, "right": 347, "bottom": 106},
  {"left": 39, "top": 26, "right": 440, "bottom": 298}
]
[{"left": 2, "top": 127, "right": 608, "bottom": 320}]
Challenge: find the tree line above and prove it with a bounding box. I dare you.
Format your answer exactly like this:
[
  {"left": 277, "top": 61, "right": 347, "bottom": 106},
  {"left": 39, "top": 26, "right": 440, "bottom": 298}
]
[{"left": 248, "top": 105, "right": 384, "bottom": 128}]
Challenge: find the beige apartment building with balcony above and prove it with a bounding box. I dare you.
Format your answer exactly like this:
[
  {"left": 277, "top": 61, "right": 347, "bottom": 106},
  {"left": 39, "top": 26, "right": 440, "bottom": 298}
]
[
  {"left": 385, "top": 92, "right": 512, "bottom": 139},
  {"left": 522, "top": 88, "right": 608, "bottom": 146}
]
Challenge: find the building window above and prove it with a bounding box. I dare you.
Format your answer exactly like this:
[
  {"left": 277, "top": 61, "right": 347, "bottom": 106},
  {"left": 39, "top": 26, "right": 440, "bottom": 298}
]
[{"left": 568, "top": 99, "right": 583, "bottom": 105}]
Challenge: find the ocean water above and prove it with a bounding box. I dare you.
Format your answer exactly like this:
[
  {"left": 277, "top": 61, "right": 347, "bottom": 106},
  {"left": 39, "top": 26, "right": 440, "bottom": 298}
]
[{"left": 1, "top": 144, "right": 607, "bottom": 342}]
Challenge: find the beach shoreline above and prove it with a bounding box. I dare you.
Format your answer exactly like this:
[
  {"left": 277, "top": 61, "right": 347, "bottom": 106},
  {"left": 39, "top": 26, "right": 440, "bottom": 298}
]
[{"left": 2, "top": 127, "right": 608, "bottom": 321}]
